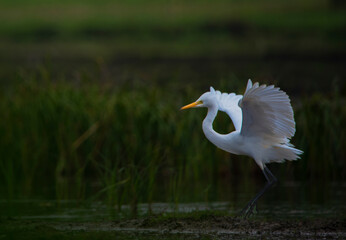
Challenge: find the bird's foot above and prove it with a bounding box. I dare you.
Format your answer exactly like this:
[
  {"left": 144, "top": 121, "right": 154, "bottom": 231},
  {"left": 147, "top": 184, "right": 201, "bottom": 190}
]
[{"left": 239, "top": 202, "right": 258, "bottom": 218}]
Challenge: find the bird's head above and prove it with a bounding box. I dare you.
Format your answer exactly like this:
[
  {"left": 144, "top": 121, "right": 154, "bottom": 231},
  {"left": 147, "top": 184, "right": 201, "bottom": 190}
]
[{"left": 181, "top": 87, "right": 218, "bottom": 110}]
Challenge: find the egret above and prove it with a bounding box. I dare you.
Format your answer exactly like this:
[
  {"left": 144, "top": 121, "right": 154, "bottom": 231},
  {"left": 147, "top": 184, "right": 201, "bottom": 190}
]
[{"left": 181, "top": 79, "right": 302, "bottom": 217}]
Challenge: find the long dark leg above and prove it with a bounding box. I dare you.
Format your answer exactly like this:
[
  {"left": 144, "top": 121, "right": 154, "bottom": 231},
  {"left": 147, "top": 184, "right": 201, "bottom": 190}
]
[
  {"left": 239, "top": 166, "right": 277, "bottom": 218},
  {"left": 264, "top": 166, "right": 277, "bottom": 183}
]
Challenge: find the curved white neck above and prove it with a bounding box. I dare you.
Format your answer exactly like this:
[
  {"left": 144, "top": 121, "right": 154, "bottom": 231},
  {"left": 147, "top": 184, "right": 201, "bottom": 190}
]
[
  {"left": 201, "top": 104, "right": 241, "bottom": 155},
  {"left": 202, "top": 105, "right": 225, "bottom": 147}
]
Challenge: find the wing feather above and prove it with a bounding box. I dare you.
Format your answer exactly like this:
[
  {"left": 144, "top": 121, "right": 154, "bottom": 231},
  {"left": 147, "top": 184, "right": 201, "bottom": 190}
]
[
  {"left": 239, "top": 79, "right": 295, "bottom": 139},
  {"left": 211, "top": 90, "right": 243, "bottom": 131}
]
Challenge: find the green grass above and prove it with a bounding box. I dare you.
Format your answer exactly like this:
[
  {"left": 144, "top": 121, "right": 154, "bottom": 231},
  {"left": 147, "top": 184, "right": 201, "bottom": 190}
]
[
  {"left": 0, "top": 0, "right": 344, "bottom": 59},
  {"left": 0, "top": 71, "right": 345, "bottom": 214},
  {"left": 0, "top": 0, "right": 345, "bottom": 215}
]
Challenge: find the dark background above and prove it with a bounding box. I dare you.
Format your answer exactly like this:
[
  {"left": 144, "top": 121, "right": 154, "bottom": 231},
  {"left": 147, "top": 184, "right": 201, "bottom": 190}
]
[{"left": 0, "top": 0, "right": 345, "bottom": 211}]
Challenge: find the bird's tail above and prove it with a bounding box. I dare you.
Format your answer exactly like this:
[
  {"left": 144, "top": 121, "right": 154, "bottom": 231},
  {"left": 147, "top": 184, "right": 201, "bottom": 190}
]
[{"left": 263, "top": 144, "right": 303, "bottom": 164}]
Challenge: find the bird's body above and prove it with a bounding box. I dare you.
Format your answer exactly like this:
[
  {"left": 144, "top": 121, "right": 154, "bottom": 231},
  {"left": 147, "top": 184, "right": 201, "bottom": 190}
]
[{"left": 181, "top": 79, "right": 302, "bottom": 217}]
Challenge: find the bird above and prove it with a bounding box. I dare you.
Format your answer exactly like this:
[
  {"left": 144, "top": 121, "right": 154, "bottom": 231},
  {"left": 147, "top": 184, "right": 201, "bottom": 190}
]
[{"left": 181, "top": 79, "right": 303, "bottom": 217}]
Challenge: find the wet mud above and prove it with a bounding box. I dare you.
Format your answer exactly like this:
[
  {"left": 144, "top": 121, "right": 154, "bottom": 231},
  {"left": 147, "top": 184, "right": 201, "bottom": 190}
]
[{"left": 49, "top": 215, "right": 346, "bottom": 239}]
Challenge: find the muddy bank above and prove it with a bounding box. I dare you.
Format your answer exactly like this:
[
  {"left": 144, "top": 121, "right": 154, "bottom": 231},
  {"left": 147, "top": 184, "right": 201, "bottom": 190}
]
[
  {"left": 1, "top": 200, "right": 346, "bottom": 239},
  {"left": 49, "top": 215, "right": 346, "bottom": 239}
]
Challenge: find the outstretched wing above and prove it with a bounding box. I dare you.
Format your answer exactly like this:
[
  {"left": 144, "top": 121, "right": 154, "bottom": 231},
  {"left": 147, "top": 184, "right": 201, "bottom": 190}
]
[
  {"left": 210, "top": 87, "right": 243, "bottom": 131},
  {"left": 239, "top": 80, "right": 295, "bottom": 139}
]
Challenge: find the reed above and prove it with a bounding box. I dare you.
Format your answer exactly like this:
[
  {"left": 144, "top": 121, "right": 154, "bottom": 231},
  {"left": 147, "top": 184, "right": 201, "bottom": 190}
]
[{"left": 0, "top": 74, "right": 344, "bottom": 215}]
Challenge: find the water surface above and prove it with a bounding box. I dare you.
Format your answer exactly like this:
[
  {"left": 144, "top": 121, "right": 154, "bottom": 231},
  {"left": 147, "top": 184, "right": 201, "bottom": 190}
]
[{"left": 1, "top": 182, "right": 345, "bottom": 239}]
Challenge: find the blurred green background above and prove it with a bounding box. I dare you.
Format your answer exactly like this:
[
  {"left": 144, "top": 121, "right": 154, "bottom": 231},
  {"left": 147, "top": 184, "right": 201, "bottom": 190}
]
[{"left": 0, "top": 0, "right": 345, "bottom": 213}]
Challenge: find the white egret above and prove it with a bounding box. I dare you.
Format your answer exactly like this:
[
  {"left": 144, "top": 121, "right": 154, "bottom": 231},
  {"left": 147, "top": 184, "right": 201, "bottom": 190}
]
[{"left": 181, "top": 79, "right": 302, "bottom": 217}]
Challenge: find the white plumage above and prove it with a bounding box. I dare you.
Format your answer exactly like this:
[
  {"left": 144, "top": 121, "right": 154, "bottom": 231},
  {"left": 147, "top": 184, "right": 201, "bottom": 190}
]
[
  {"left": 240, "top": 80, "right": 295, "bottom": 139},
  {"left": 211, "top": 88, "right": 243, "bottom": 131},
  {"left": 181, "top": 79, "right": 303, "bottom": 217}
]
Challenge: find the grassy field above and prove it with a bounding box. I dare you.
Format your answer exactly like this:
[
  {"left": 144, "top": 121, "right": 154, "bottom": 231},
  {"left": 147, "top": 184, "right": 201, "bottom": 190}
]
[
  {"left": 0, "top": 0, "right": 345, "bottom": 216},
  {"left": 1, "top": 75, "right": 345, "bottom": 209},
  {"left": 0, "top": 0, "right": 345, "bottom": 60}
]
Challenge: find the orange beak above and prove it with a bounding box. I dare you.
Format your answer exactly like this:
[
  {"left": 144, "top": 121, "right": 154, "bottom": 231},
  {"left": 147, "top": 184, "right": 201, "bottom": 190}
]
[{"left": 180, "top": 101, "right": 203, "bottom": 110}]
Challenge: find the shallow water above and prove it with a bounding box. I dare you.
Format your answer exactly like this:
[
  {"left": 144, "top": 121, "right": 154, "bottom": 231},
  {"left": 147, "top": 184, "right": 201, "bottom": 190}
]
[
  {"left": 1, "top": 203, "right": 345, "bottom": 240},
  {"left": 0, "top": 182, "right": 345, "bottom": 240},
  {"left": 1, "top": 181, "right": 345, "bottom": 220}
]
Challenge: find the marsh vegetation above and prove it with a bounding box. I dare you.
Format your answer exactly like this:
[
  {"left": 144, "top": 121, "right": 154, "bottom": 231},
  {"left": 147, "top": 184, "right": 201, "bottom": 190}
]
[{"left": 0, "top": 0, "right": 345, "bottom": 239}]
